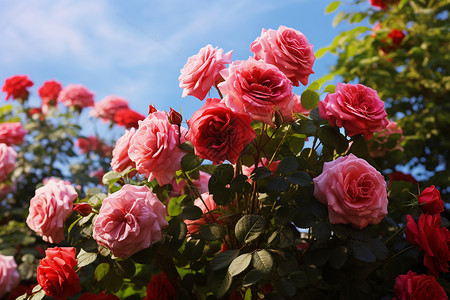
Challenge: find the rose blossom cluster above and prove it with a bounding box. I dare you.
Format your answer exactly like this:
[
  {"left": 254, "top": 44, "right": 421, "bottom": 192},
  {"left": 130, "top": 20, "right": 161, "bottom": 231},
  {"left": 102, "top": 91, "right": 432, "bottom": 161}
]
[{"left": 76, "top": 136, "right": 113, "bottom": 157}]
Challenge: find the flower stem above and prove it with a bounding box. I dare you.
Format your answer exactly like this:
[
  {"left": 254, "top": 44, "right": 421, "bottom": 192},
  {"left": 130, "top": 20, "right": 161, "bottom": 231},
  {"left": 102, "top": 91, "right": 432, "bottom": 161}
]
[{"left": 384, "top": 223, "right": 407, "bottom": 245}]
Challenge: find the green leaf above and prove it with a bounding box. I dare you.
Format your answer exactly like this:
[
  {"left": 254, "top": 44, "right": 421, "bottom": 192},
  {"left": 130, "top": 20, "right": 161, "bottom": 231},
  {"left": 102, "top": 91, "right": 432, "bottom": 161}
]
[
  {"left": 323, "top": 84, "right": 336, "bottom": 94},
  {"left": 208, "top": 269, "right": 232, "bottom": 298},
  {"left": 306, "top": 81, "right": 320, "bottom": 91},
  {"left": 292, "top": 209, "right": 316, "bottom": 228},
  {"left": 289, "top": 271, "right": 308, "bottom": 289},
  {"left": 95, "top": 263, "right": 110, "bottom": 281},
  {"left": 77, "top": 249, "right": 98, "bottom": 268},
  {"left": 30, "top": 289, "right": 46, "bottom": 300},
  {"left": 181, "top": 205, "right": 203, "bottom": 220},
  {"left": 315, "top": 47, "right": 329, "bottom": 59},
  {"left": 267, "top": 176, "right": 289, "bottom": 192},
  {"left": 179, "top": 141, "right": 194, "bottom": 152},
  {"left": 228, "top": 253, "right": 252, "bottom": 277},
  {"left": 292, "top": 119, "right": 316, "bottom": 136},
  {"left": 210, "top": 250, "right": 240, "bottom": 271},
  {"left": 212, "top": 186, "right": 231, "bottom": 205},
  {"left": 333, "top": 11, "right": 346, "bottom": 27},
  {"left": 102, "top": 171, "right": 122, "bottom": 185},
  {"left": 309, "top": 107, "right": 325, "bottom": 123},
  {"left": 286, "top": 171, "right": 311, "bottom": 186},
  {"left": 167, "top": 218, "right": 187, "bottom": 249},
  {"left": 301, "top": 90, "right": 320, "bottom": 110},
  {"left": 369, "top": 239, "right": 389, "bottom": 260},
  {"left": 351, "top": 240, "right": 376, "bottom": 263},
  {"left": 210, "top": 164, "right": 234, "bottom": 186},
  {"left": 312, "top": 222, "right": 331, "bottom": 242},
  {"left": 198, "top": 224, "right": 226, "bottom": 241},
  {"left": 279, "top": 227, "right": 296, "bottom": 248},
  {"left": 251, "top": 166, "right": 272, "bottom": 180},
  {"left": 181, "top": 152, "right": 203, "bottom": 172},
  {"left": 114, "top": 259, "right": 136, "bottom": 278},
  {"left": 183, "top": 239, "right": 205, "bottom": 260},
  {"left": 304, "top": 248, "right": 331, "bottom": 267},
  {"left": 329, "top": 246, "right": 348, "bottom": 269},
  {"left": 235, "top": 215, "right": 266, "bottom": 244},
  {"left": 277, "top": 156, "right": 299, "bottom": 174},
  {"left": 243, "top": 269, "right": 264, "bottom": 287},
  {"left": 252, "top": 250, "right": 273, "bottom": 274},
  {"left": 326, "top": 1, "right": 340, "bottom": 13}
]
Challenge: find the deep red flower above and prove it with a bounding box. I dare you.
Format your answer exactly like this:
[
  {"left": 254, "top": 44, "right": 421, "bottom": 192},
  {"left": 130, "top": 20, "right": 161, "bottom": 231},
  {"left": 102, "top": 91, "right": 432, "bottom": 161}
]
[
  {"left": 405, "top": 214, "right": 450, "bottom": 276},
  {"left": 114, "top": 108, "right": 146, "bottom": 129},
  {"left": 144, "top": 272, "right": 176, "bottom": 300},
  {"left": 388, "top": 171, "right": 417, "bottom": 187},
  {"left": 37, "top": 247, "right": 81, "bottom": 300},
  {"left": 394, "top": 270, "right": 447, "bottom": 300},
  {"left": 388, "top": 29, "right": 406, "bottom": 46},
  {"left": 38, "top": 80, "right": 62, "bottom": 101},
  {"left": 2, "top": 75, "right": 33, "bottom": 101},
  {"left": 418, "top": 185, "right": 444, "bottom": 215},
  {"left": 168, "top": 107, "right": 182, "bottom": 126},
  {"left": 73, "top": 203, "right": 92, "bottom": 216}
]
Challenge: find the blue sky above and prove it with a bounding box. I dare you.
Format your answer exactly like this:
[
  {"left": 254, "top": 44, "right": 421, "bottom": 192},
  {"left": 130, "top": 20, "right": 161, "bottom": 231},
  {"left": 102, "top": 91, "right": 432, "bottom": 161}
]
[{"left": 0, "top": 0, "right": 342, "bottom": 127}]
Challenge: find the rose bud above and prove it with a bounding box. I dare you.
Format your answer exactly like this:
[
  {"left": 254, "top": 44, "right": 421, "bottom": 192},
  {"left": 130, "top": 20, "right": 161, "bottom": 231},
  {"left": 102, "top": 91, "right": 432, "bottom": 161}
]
[
  {"left": 148, "top": 104, "right": 157, "bottom": 115},
  {"left": 73, "top": 203, "right": 92, "bottom": 217},
  {"left": 168, "top": 107, "right": 182, "bottom": 126}
]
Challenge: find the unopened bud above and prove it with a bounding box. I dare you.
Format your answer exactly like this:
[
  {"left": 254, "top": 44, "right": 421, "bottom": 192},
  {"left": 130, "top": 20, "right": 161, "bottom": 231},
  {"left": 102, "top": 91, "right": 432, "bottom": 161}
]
[
  {"left": 148, "top": 105, "right": 157, "bottom": 115},
  {"left": 168, "top": 107, "right": 182, "bottom": 126},
  {"left": 73, "top": 203, "right": 92, "bottom": 217}
]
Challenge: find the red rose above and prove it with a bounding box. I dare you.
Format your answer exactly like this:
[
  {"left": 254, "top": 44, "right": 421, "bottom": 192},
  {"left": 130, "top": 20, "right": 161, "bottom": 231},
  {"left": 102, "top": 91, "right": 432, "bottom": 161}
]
[
  {"left": 418, "top": 185, "right": 444, "bottom": 215},
  {"left": 2, "top": 75, "right": 33, "bottom": 101},
  {"left": 73, "top": 203, "right": 92, "bottom": 217},
  {"left": 394, "top": 270, "right": 447, "bottom": 300},
  {"left": 79, "top": 291, "right": 120, "bottom": 300},
  {"left": 369, "top": 0, "right": 398, "bottom": 9},
  {"left": 38, "top": 80, "right": 63, "bottom": 113},
  {"left": 114, "top": 108, "right": 146, "bottom": 129},
  {"left": 405, "top": 214, "right": 450, "bottom": 276},
  {"left": 144, "top": 272, "right": 176, "bottom": 300},
  {"left": 187, "top": 98, "right": 256, "bottom": 164},
  {"left": 388, "top": 29, "right": 405, "bottom": 46},
  {"left": 37, "top": 247, "right": 81, "bottom": 300}
]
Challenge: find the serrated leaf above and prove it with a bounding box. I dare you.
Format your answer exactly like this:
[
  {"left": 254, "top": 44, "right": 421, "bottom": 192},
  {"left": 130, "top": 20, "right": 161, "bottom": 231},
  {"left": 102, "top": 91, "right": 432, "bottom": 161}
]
[
  {"left": 181, "top": 152, "right": 203, "bottom": 172},
  {"left": 277, "top": 156, "right": 298, "bottom": 174},
  {"left": 210, "top": 250, "right": 240, "bottom": 271},
  {"left": 235, "top": 215, "right": 266, "bottom": 244},
  {"left": 228, "top": 253, "right": 252, "bottom": 277},
  {"left": 181, "top": 205, "right": 203, "bottom": 220},
  {"left": 326, "top": 1, "right": 340, "bottom": 13},
  {"left": 252, "top": 250, "right": 273, "bottom": 274},
  {"left": 301, "top": 90, "right": 320, "bottom": 110},
  {"left": 243, "top": 269, "right": 264, "bottom": 287},
  {"left": 351, "top": 240, "right": 376, "bottom": 263},
  {"left": 95, "top": 263, "right": 110, "bottom": 281},
  {"left": 77, "top": 249, "right": 98, "bottom": 268},
  {"left": 199, "top": 223, "right": 226, "bottom": 241}
]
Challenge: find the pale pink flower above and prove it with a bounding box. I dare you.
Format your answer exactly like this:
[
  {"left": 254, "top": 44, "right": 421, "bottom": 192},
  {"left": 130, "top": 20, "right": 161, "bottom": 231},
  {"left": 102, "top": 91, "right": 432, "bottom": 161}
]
[
  {"left": 90, "top": 95, "right": 129, "bottom": 121},
  {"left": 26, "top": 178, "right": 78, "bottom": 243},
  {"left": 0, "top": 254, "right": 20, "bottom": 298},
  {"left": 93, "top": 184, "right": 168, "bottom": 259},
  {"left": 0, "top": 143, "right": 16, "bottom": 181},
  {"left": 128, "top": 111, "right": 186, "bottom": 185},
  {"left": 250, "top": 26, "right": 315, "bottom": 86},
  {"left": 57, "top": 84, "right": 94, "bottom": 108},
  {"left": 179, "top": 45, "right": 232, "bottom": 100},
  {"left": 111, "top": 128, "right": 136, "bottom": 173},
  {"left": 219, "top": 57, "right": 293, "bottom": 125},
  {"left": 313, "top": 154, "right": 388, "bottom": 229},
  {"left": 0, "top": 122, "right": 27, "bottom": 146}
]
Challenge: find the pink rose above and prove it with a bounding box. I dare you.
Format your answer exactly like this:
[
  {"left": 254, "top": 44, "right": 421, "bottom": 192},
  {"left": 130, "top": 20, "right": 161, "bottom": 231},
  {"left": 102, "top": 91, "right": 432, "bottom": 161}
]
[
  {"left": 90, "top": 95, "right": 129, "bottom": 121},
  {"left": 369, "top": 121, "right": 404, "bottom": 157},
  {"left": 0, "top": 122, "right": 27, "bottom": 146},
  {"left": 0, "top": 255, "right": 20, "bottom": 298},
  {"left": 242, "top": 157, "right": 280, "bottom": 179},
  {"left": 26, "top": 178, "right": 78, "bottom": 243},
  {"left": 38, "top": 80, "right": 62, "bottom": 113},
  {"left": 93, "top": 184, "right": 168, "bottom": 259},
  {"left": 313, "top": 154, "right": 388, "bottom": 229},
  {"left": 128, "top": 111, "right": 186, "bottom": 185},
  {"left": 219, "top": 57, "right": 293, "bottom": 125},
  {"left": 170, "top": 170, "right": 211, "bottom": 197},
  {"left": 186, "top": 98, "right": 256, "bottom": 164},
  {"left": 57, "top": 84, "right": 95, "bottom": 108},
  {"left": 179, "top": 44, "right": 232, "bottom": 100},
  {"left": 0, "top": 143, "right": 16, "bottom": 181},
  {"left": 250, "top": 26, "right": 315, "bottom": 86},
  {"left": 394, "top": 270, "right": 447, "bottom": 300},
  {"left": 319, "top": 83, "right": 389, "bottom": 139},
  {"left": 111, "top": 128, "right": 136, "bottom": 173},
  {"left": 405, "top": 214, "right": 450, "bottom": 276},
  {"left": 418, "top": 185, "right": 444, "bottom": 215},
  {"left": 184, "top": 193, "right": 218, "bottom": 235},
  {"left": 2, "top": 75, "right": 33, "bottom": 101}
]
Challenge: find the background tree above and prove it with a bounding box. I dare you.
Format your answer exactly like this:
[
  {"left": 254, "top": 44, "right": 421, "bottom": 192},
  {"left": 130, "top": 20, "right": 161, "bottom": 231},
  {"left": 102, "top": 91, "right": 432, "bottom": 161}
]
[{"left": 321, "top": 0, "right": 450, "bottom": 199}]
